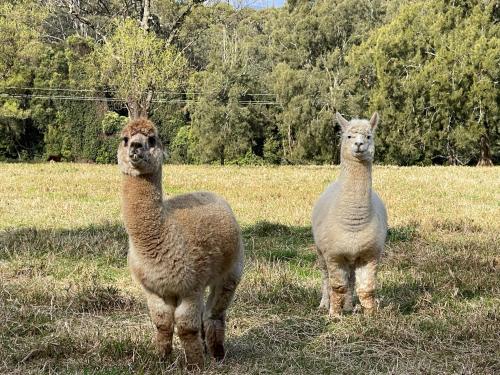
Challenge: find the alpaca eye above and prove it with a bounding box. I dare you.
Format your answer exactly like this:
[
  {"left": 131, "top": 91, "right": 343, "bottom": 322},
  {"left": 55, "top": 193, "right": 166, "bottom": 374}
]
[
  {"left": 347, "top": 135, "right": 352, "bottom": 139},
  {"left": 123, "top": 137, "right": 129, "bottom": 146},
  {"left": 148, "top": 136, "right": 156, "bottom": 147},
  {"left": 367, "top": 135, "right": 371, "bottom": 139}
]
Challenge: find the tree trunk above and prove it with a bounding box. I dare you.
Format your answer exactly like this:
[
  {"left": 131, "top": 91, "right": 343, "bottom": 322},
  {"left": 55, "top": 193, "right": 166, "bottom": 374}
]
[
  {"left": 127, "top": 89, "right": 152, "bottom": 119},
  {"left": 219, "top": 145, "right": 225, "bottom": 165},
  {"left": 141, "top": 0, "right": 151, "bottom": 31},
  {"left": 127, "top": 100, "right": 148, "bottom": 119},
  {"left": 477, "top": 135, "right": 493, "bottom": 166},
  {"left": 165, "top": 0, "right": 205, "bottom": 45},
  {"left": 447, "top": 154, "right": 457, "bottom": 166}
]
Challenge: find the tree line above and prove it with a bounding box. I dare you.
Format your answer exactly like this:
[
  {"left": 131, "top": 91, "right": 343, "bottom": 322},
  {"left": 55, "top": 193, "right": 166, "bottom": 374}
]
[{"left": 0, "top": 0, "right": 498, "bottom": 165}]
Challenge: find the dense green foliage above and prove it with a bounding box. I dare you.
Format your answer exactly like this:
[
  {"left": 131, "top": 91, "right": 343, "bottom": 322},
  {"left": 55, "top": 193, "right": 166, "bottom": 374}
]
[{"left": 0, "top": 0, "right": 498, "bottom": 165}]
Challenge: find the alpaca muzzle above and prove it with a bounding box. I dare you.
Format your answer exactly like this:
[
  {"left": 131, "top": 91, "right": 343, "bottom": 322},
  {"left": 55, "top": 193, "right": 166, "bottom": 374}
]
[
  {"left": 129, "top": 142, "right": 146, "bottom": 161},
  {"left": 129, "top": 151, "right": 147, "bottom": 166},
  {"left": 353, "top": 145, "right": 367, "bottom": 155}
]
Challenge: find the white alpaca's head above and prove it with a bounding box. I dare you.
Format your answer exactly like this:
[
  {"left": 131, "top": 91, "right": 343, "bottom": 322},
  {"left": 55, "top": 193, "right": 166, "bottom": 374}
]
[
  {"left": 336, "top": 112, "right": 379, "bottom": 162},
  {"left": 117, "top": 118, "right": 163, "bottom": 176}
]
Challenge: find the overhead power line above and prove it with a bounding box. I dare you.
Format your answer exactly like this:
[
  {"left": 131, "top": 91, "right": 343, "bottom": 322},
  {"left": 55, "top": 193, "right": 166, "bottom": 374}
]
[
  {"left": 2, "top": 86, "right": 278, "bottom": 98},
  {"left": 0, "top": 93, "right": 280, "bottom": 106}
]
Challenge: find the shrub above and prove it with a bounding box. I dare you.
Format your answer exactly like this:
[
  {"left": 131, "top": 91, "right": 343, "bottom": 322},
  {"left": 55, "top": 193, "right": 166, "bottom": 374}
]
[{"left": 101, "top": 112, "right": 127, "bottom": 136}]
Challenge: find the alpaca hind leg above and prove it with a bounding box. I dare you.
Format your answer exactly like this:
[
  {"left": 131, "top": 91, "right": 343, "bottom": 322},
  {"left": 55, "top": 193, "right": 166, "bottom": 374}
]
[
  {"left": 327, "top": 260, "right": 350, "bottom": 317},
  {"left": 175, "top": 295, "right": 204, "bottom": 370},
  {"left": 204, "top": 271, "right": 240, "bottom": 361},
  {"left": 355, "top": 258, "right": 378, "bottom": 315},
  {"left": 146, "top": 292, "right": 175, "bottom": 359},
  {"left": 316, "top": 249, "right": 330, "bottom": 310}
]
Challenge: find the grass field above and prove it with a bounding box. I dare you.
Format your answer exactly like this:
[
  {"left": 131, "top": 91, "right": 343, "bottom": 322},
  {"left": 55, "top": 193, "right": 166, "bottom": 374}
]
[{"left": 0, "top": 163, "right": 499, "bottom": 374}]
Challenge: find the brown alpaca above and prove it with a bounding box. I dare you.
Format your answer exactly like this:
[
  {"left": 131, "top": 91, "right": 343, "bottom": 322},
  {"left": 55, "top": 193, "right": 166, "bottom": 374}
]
[{"left": 117, "top": 118, "right": 243, "bottom": 369}]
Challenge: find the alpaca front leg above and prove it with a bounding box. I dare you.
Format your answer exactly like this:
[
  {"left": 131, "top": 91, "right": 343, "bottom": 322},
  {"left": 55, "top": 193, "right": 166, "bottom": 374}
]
[
  {"left": 327, "top": 261, "right": 350, "bottom": 317},
  {"left": 204, "top": 272, "right": 239, "bottom": 361},
  {"left": 316, "top": 248, "right": 330, "bottom": 310},
  {"left": 343, "top": 268, "right": 355, "bottom": 313},
  {"left": 146, "top": 292, "right": 175, "bottom": 359},
  {"left": 175, "top": 295, "right": 204, "bottom": 370},
  {"left": 355, "top": 258, "right": 378, "bottom": 315},
  {"left": 320, "top": 276, "right": 331, "bottom": 310}
]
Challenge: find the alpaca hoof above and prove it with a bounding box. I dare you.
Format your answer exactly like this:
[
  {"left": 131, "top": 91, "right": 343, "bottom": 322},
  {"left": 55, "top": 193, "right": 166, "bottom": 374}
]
[
  {"left": 328, "top": 303, "right": 343, "bottom": 318},
  {"left": 212, "top": 343, "right": 225, "bottom": 362},
  {"left": 204, "top": 319, "right": 226, "bottom": 361},
  {"left": 153, "top": 337, "right": 172, "bottom": 360},
  {"left": 343, "top": 303, "right": 353, "bottom": 313},
  {"left": 359, "top": 297, "right": 378, "bottom": 315},
  {"left": 363, "top": 306, "right": 376, "bottom": 316},
  {"left": 156, "top": 347, "right": 172, "bottom": 360},
  {"left": 328, "top": 306, "right": 343, "bottom": 320},
  {"left": 185, "top": 362, "right": 203, "bottom": 373},
  {"left": 185, "top": 354, "right": 204, "bottom": 372},
  {"left": 318, "top": 302, "right": 329, "bottom": 311}
]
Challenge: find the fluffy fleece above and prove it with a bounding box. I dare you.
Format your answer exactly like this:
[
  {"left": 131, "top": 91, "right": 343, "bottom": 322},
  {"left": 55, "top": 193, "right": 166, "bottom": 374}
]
[
  {"left": 312, "top": 112, "right": 387, "bottom": 317},
  {"left": 118, "top": 118, "right": 243, "bottom": 369}
]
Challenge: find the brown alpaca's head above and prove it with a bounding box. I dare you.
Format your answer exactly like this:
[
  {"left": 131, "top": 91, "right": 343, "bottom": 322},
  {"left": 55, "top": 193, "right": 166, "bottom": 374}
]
[{"left": 117, "top": 118, "right": 163, "bottom": 176}]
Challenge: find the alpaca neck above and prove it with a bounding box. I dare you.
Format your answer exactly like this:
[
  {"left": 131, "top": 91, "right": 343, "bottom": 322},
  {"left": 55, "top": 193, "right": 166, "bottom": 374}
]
[
  {"left": 336, "top": 156, "right": 373, "bottom": 229},
  {"left": 122, "top": 171, "right": 164, "bottom": 255}
]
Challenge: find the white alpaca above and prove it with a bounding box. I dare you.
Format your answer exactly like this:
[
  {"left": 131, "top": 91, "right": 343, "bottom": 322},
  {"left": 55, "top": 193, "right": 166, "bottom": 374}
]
[
  {"left": 312, "top": 112, "right": 387, "bottom": 316},
  {"left": 117, "top": 118, "right": 243, "bottom": 369}
]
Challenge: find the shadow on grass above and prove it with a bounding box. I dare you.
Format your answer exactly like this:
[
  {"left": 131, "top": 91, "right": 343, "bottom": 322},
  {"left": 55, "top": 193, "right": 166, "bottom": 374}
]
[
  {"left": 0, "top": 220, "right": 419, "bottom": 262},
  {"left": 227, "top": 315, "right": 328, "bottom": 364},
  {"left": 1, "top": 220, "right": 496, "bottom": 316},
  {"left": 242, "top": 221, "right": 316, "bottom": 264},
  {"left": 243, "top": 221, "right": 311, "bottom": 238},
  {"left": 379, "top": 281, "right": 433, "bottom": 315},
  {"left": 387, "top": 223, "right": 419, "bottom": 243},
  {"left": 242, "top": 221, "right": 422, "bottom": 266},
  {"left": 0, "top": 223, "right": 129, "bottom": 261},
  {"left": 0, "top": 223, "right": 137, "bottom": 314}
]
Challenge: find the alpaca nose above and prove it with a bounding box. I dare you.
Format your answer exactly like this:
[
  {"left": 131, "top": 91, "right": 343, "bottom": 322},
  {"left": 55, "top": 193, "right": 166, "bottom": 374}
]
[
  {"left": 129, "top": 142, "right": 144, "bottom": 158},
  {"left": 354, "top": 141, "right": 364, "bottom": 150}
]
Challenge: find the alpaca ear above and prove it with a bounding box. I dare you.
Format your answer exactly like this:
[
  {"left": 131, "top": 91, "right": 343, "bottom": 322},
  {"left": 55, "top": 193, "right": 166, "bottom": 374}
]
[
  {"left": 370, "top": 112, "right": 379, "bottom": 130},
  {"left": 336, "top": 112, "right": 350, "bottom": 132}
]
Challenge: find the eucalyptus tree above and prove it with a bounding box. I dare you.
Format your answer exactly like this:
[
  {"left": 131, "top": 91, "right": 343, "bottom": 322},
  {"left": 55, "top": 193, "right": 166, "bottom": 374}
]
[
  {"left": 0, "top": 0, "right": 47, "bottom": 159},
  {"left": 97, "top": 19, "right": 188, "bottom": 119},
  {"left": 188, "top": 5, "right": 273, "bottom": 164},
  {"left": 347, "top": 0, "right": 499, "bottom": 165},
  {"left": 266, "top": 0, "right": 389, "bottom": 163}
]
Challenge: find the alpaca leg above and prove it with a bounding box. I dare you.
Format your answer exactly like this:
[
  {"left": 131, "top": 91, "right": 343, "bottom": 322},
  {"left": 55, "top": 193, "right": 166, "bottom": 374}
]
[
  {"left": 316, "top": 249, "right": 330, "bottom": 310},
  {"left": 355, "top": 258, "right": 378, "bottom": 315},
  {"left": 327, "top": 260, "right": 350, "bottom": 317},
  {"left": 146, "top": 292, "right": 175, "bottom": 359},
  {"left": 343, "top": 267, "right": 355, "bottom": 313},
  {"left": 320, "top": 275, "right": 331, "bottom": 310},
  {"left": 204, "top": 271, "right": 240, "bottom": 361},
  {"left": 175, "top": 295, "right": 204, "bottom": 370}
]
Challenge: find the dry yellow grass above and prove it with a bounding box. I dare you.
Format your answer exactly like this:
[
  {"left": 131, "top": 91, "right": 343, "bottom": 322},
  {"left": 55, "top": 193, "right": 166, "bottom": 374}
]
[
  {"left": 1, "top": 163, "right": 498, "bottom": 229},
  {"left": 0, "top": 163, "right": 499, "bottom": 374}
]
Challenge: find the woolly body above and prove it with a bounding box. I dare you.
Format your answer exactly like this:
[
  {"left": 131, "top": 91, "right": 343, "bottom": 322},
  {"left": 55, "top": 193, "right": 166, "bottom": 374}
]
[{"left": 125, "top": 182, "right": 242, "bottom": 298}]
